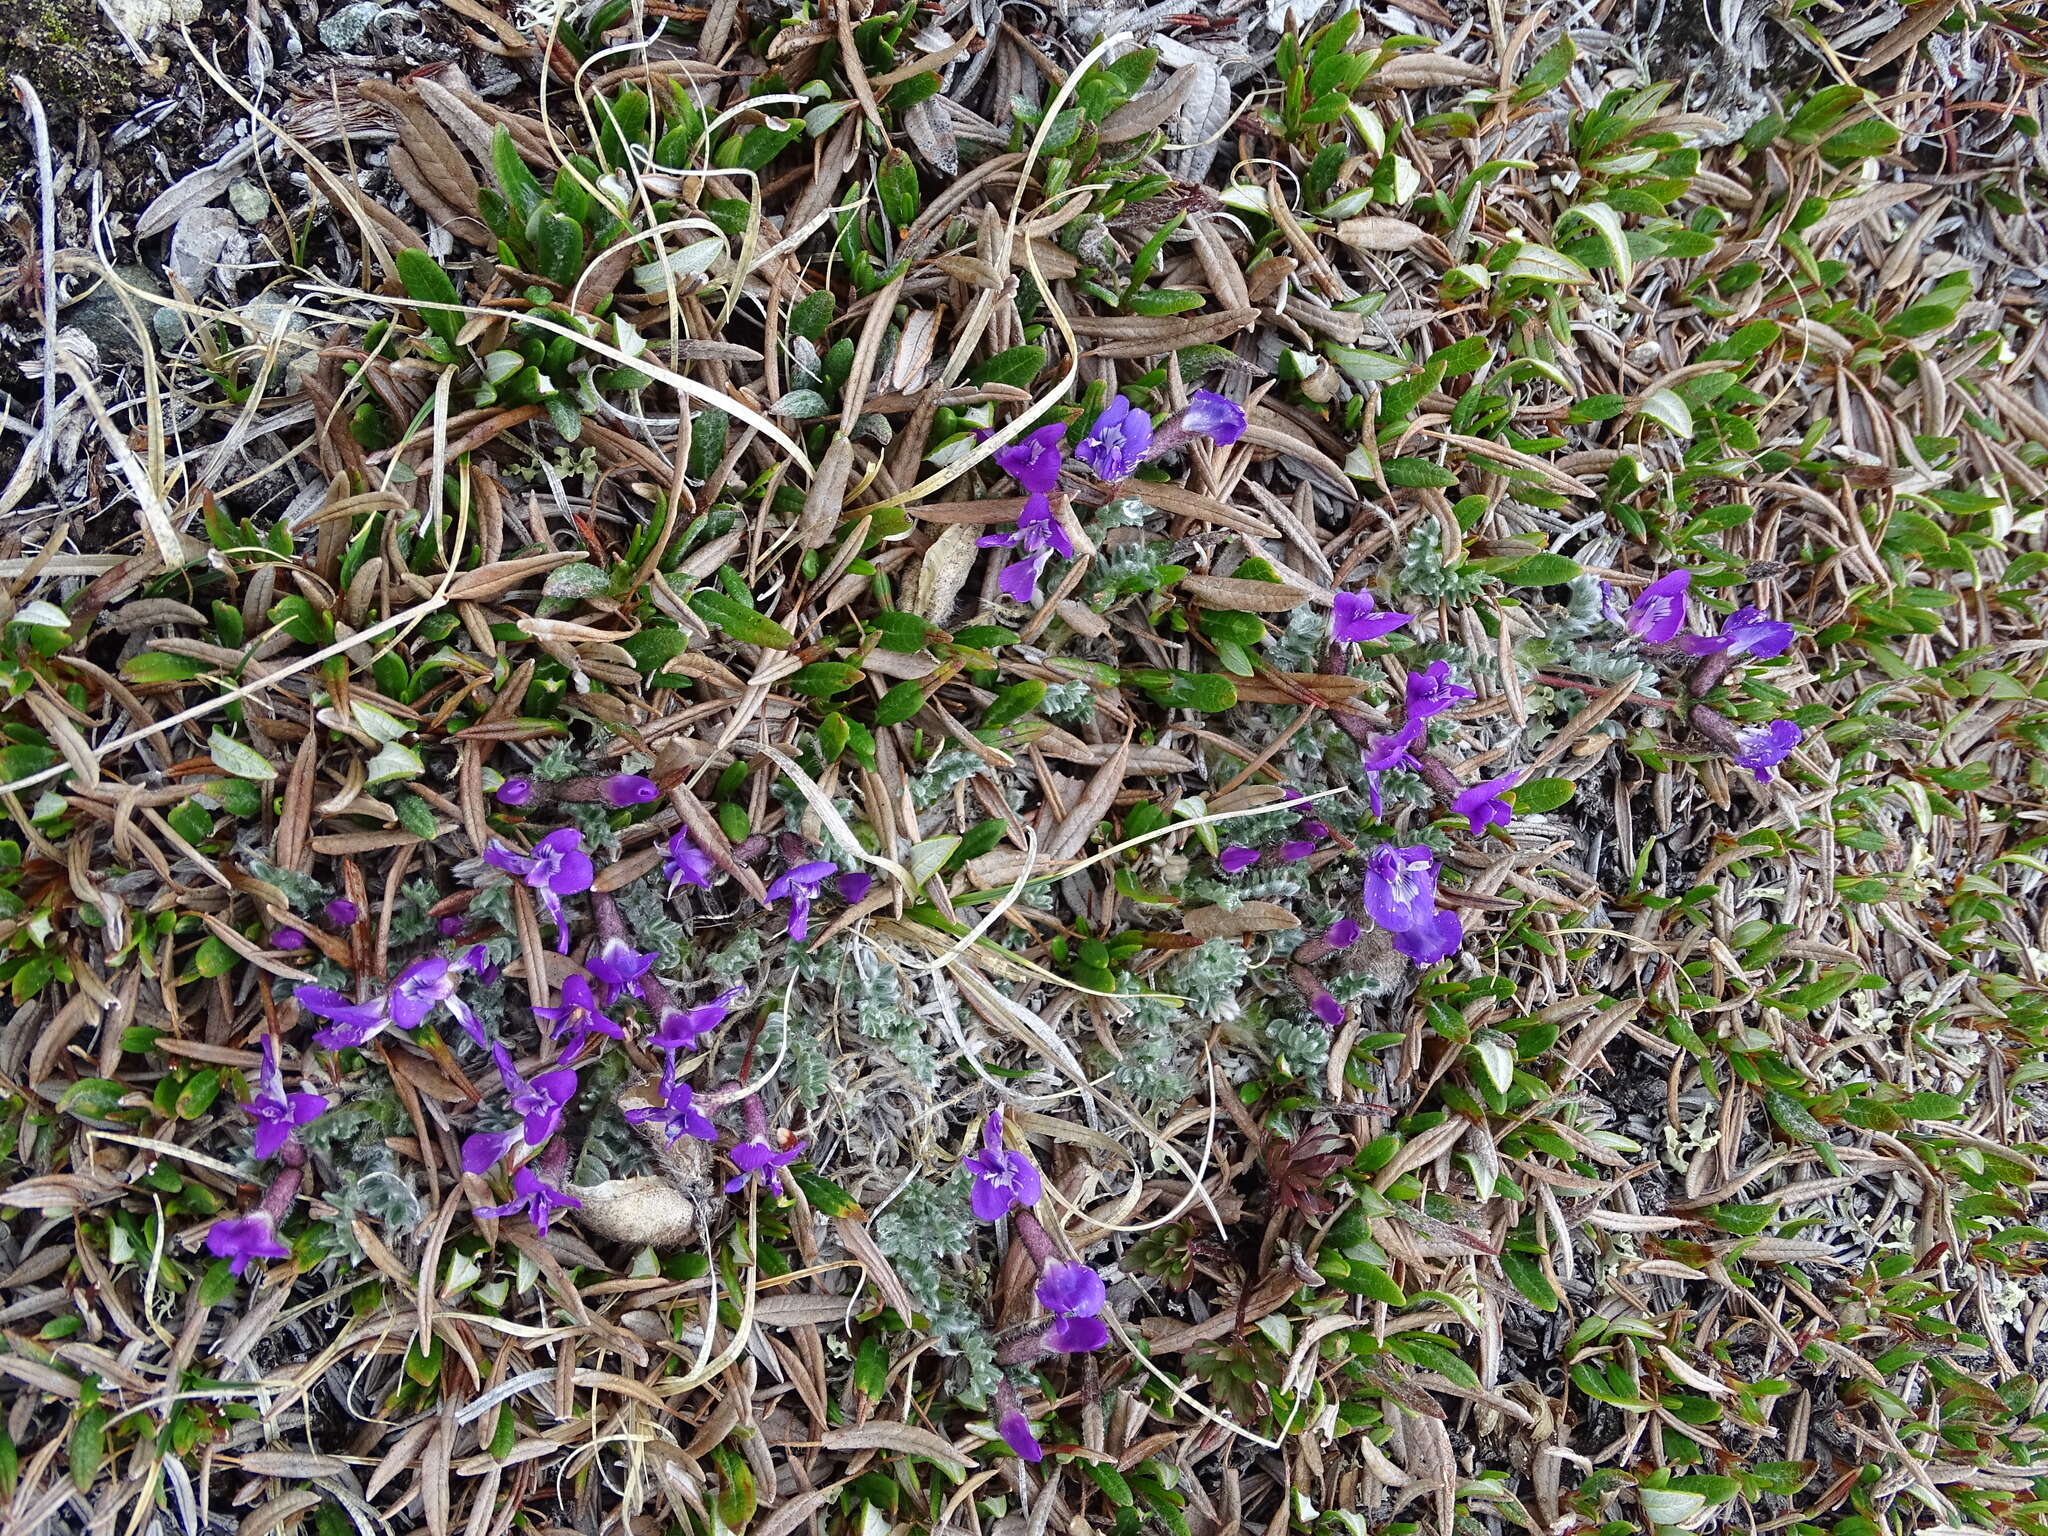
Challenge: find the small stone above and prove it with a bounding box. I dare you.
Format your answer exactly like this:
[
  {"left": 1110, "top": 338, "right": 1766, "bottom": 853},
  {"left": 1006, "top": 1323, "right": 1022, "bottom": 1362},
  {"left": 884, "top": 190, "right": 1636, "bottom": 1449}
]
[
  {"left": 318, "top": 1, "right": 386, "bottom": 52},
  {"left": 227, "top": 178, "right": 270, "bottom": 222}
]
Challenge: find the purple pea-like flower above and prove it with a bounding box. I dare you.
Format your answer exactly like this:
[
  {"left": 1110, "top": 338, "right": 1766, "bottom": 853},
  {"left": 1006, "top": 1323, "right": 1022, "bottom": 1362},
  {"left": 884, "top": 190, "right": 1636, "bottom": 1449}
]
[
  {"left": 484, "top": 828, "right": 595, "bottom": 953},
  {"left": 665, "top": 828, "right": 716, "bottom": 895},
  {"left": 1331, "top": 590, "right": 1413, "bottom": 646},
  {"left": 324, "top": 898, "right": 360, "bottom": 926},
  {"left": 1035, "top": 1260, "right": 1109, "bottom": 1353},
  {"left": 586, "top": 936, "right": 657, "bottom": 1006},
  {"left": 725, "top": 1136, "right": 805, "bottom": 1198},
  {"left": 1218, "top": 846, "right": 1261, "bottom": 875},
  {"left": 206, "top": 1211, "right": 290, "bottom": 1276},
  {"left": 1391, "top": 907, "right": 1463, "bottom": 965},
  {"left": 438, "top": 916, "right": 466, "bottom": 938},
  {"left": 1452, "top": 770, "right": 1522, "bottom": 836},
  {"left": 994, "top": 422, "right": 1068, "bottom": 494},
  {"left": 963, "top": 1109, "right": 1042, "bottom": 1223},
  {"left": 295, "top": 986, "right": 391, "bottom": 1050},
  {"left": 492, "top": 1043, "right": 578, "bottom": 1148},
  {"left": 981, "top": 492, "right": 1075, "bottom": 607},
  {"left": 1362, "top": 844, "right": 1439, "bottom": 934},
  {"left": 1682, "top": 606, "right": 1794, "bottom": 660},
  {"left": 535, "top": 973, "right": 626, "bottom": 1061},
  {"left": 496, "top": 777, "right": 534, "bottom": 807},
  {"left": 240, "top": 1036, "right": 329, "bottom": 1161},
  {"left": 1730, "top": 719, "right": 1802, "bottom": 781},
  {"left": 462, "top": 1128, "right": 519, "bottom": 1176},
  {"left": 765, "top": 859, "right": 839, "bottom": 943},
  {"left": 1310, "top": 992, "right": 1345, "bottom": 1028},
  {"left": 271, "top": 927, "right": 306, "bottom": 950},
  {"left": 648, "top": 985, "right": 745, "bottom": 1054},
  {"left": 625, "top": 1068, "right": 718, "bottom": 1144},
  {"left": 1326, "top": 917, "right": 1360, "bottom": 949},
  {"left": 996, "top": 1399, "right": 1043, "bottom": 1463},
  {"left": 835, "top": 871, "right": 874, "bottom": 904},
  {"left": 1625, "top": 570, "right": 1691, "bottom": 645},
  {"left": 476, "top": 1165, "right": 582, "bottom": 1236},
  {"left": 1361, "top": 721, "right": 1422, "bottom": 817},
  {"left": 1180, "top": 389, "right": 1246, "bottom": 446},
  {"left": 1075, "top": 395, "right": 1153, "bottom": 481},
  {"left": 1404, "top": 660, "right": 1474, "bottom": 721},
  {"left": 603, "top": 774, "right": 660, "bottom": 808}
]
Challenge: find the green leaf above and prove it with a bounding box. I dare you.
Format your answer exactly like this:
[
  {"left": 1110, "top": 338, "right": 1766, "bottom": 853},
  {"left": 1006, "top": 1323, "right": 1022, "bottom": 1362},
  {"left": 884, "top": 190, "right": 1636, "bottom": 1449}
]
[
  {"left": 396, "top": 249, "right": 463, "bottom": 347},
  {"left": 194, "top": 936, "right": 237, "bottom": 978},
  {"left": 982, "top": 681, "right": 1045, "bottom": 731},
  {"left": 57, "top": 1078, "right": 129, "bottom": 1122},
  {"left": 69, "top": 1407, "right": 106, "bottom": 1492},
  {"left": 871, "top": 610, "right": 932, "bottom": 653},
  {"left": 876, "top": 147, "right": 921, "bottom": 230},
  {"left": 491, "top": 126, "right": 545, "bottom": 219},
  {"left": 208, "top": 731, "right": 277, "bottom": 781},
  {"left": 533, "top": 211, "right": 587, "bottom": 285},
  {"left": 973, "top": 345, "right": 1048, "bottom": 390},
  {"left": 785, "top": 662, "right": 864, "bottom": 699},
  {"left": 789, "top": 1167, "right": 863, "bottom": 1216},
  {"left": 1377, "top": 456, "right": 1458, "bottom": 488},
  {"left": 689, "top": 590, "right": 798, "bottom": 649},
  {"left": 1084, "top": 1462, "right": 1135, "bottom": 1507},
  {"left": 789, "top": 290, "right": 835, "bottom": 342},
  {"left": 1819, "top": 118, "right": 1900, "bottom": 161},
  {"left": 1765, "top": 1090, "right": 1831, "bottom": 1144},
  {"left": 1502, "top": 553, "right": 1582, "bottom": 587},
  {"left": 854, "top": 1334, "right": 889, "bottom": 1399},
  {"left": 874, "top": 680, "right": 924, "bottom": 727},
  {"left": 1501, "top": 1251, "right": 1559, "bottom": 1312},
  {"left": 1510, "top": 776, "right": 1575, "bottom": 814}
]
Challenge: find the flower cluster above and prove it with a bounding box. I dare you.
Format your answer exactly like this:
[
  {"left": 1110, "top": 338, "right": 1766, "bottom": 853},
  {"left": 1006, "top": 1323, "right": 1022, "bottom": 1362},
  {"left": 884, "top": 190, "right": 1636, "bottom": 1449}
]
[
  {"left": 1621, "top": 570, "right": 1802, "bottom": 779},
  {"left": 294, "top": 944, "right": 496, "bottom": 1050},
  {"left": 483, "top": 827, "right": 596, "bottom": 952},
  {"left": 982, "top": 389, "right": 1248, "bottom": 605}
]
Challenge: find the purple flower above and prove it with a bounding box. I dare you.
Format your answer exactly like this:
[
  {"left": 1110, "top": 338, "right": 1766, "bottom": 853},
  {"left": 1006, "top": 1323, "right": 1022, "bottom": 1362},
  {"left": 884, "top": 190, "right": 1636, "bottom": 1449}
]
[
  {"left": 997, "top": 1404, "right": 1043, "bottom": 1463},
  {"left": 964, "top": 1109, "right": 1041, "bottom": 1223},
  {"left": 1180, "top": 389, "right": 1246, "bottom": 446},
  {"left": 1361, "top": 721, "right": 1422, "bottom": 817},
  {"left": 765, "top": 859, "right": 838, "bottom": 943},
  {"left": 1362, "top": 844, "right": 1439, "bottom": 934},
  {"left": 1035, "top": 1260, "right": 1109, "bottom": 1353},
  {"left": 1279, "top": 838, "right": 1317, "bottom": 861},
  {"left": 1310, "top": 992, "right": 1345, "bottom": 1028},
  {"left": 295, "top": 986, "right": 391, "bottom": 1050},
  {"left": 835, "top": 871, "right": 874, "bottom": 904},
  {"left": 1625, "top": 570, "right": 1691, "bottom": 645},
  {"left": 1075, "top": 395, "right": 1153, "bottom": 481},
  {"left": 625, "top": 1068, "right": 718, "bottom": 1144},
  {"left": 462, "top": 1128, "right": 519, "bottom": 1175},
  {"left": 1730, "top": 719, "right": 1802, "bottom": 781},
  {"left": 586, "top": 936, "right": 657, "bottom": 1005},
  {"left": 725, "top": 1136, "right": 805, "bottom": 1198},
  {"left": 207, "top": 1211, "right": 290, "bottom": 1276},
  {"left": 1391, "top": 907, "right": 1463, "bottom": 965},
  {"left": 1218, "top": 845, "right": 1261, "bottom": 875},
  {"left": 994, "top": 422, "right": 1068, "bottom": 493},
  {"left": 648, "top": 985, "right": 745, "bottom": 1054},
  {"left": 438, "top": 915, "right": 466, "bottom": 938},
  {"left": 496, "top": 777, "right": 534, "bottom": 807},
  {"left": 324, "top": 898, "right": 360, "bottom": 926},
  {"left": 664, "top": 828, "right": 716, "bottom": 895},
  {"left": 981, "top": 492, "right": 1075, "bottom": 607},
  {"left": 476, "top": 1165, "right": 582, "bottom": 1235},
  {"left": 1404, "top": 660, "right": 1474, "bottom": 721},
  {"left": 1326, "top": 917, "right": 1360, "bottom": 949},
  {"left": 603, "top": 774, "right": 660, "bottom": 807},
  {"left": 1453, "top": 770, "right": 1521, "bottom": 836},
  {"left": 270, "top": 927, "right": 306, "bottom": 950},
  {"left": 1682, "top": 606, "right": 1794, "bottom": 660},
  {"left": 493, "top": 1043, "right": 578, "bottom": 1148},
  {"left": 1331, "top": 590, "right": 1412, "bottom": 645},
  {"left": 484, "top": 828, "right": 595, "bottom": 953},
  {"left": 534, "top": 973, "right": 626, "bottom": 1061},
  {"left": 239, "top": 1036, "right": 328, "bottom": 1161}
]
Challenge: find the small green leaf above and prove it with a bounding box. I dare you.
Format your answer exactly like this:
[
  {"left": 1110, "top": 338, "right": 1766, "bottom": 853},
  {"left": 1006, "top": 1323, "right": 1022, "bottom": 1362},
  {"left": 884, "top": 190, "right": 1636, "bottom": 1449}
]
[
  {"left": 690, "top": 590, "right": 799, "bottom": 649},
  {"left": 982, "top": 681, "right": 1045, "bottom": 731},
  {"left": 1502, "top": 553, "right": 1582, "bottom": 587},
  {"left": 1510, "top": 776, "right": 1575, "bottom": 814},
  {"left": 785, "top": 662, "right": 863, "bottom": 699},
  {"left": 973, "top": 345, "right": 1049, "bottom": 390},
  {"left": 396, "top": 249, "right": 463, "bottom": 347},
  {"left": 208, "top": 731, "right": 278, "bottom": 781},
  {"left": 874, "top": 681, "right": 924, "bottom": 727},
  {"left": 194, "top": 936, "right": 237, "bottom": 979}
]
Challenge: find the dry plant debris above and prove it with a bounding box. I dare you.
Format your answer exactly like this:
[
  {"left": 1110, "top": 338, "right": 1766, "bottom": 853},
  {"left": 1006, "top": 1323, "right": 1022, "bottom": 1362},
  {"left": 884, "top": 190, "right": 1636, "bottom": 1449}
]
[{"left": 3, "top": 1, "right": 2048, "bottom": 1534}]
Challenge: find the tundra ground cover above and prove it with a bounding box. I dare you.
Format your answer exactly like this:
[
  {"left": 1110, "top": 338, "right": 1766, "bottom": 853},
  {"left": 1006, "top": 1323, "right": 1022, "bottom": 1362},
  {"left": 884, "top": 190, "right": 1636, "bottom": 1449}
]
[{"left": 2, "top": 3, "right": 2048, "bottom": 1535}]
